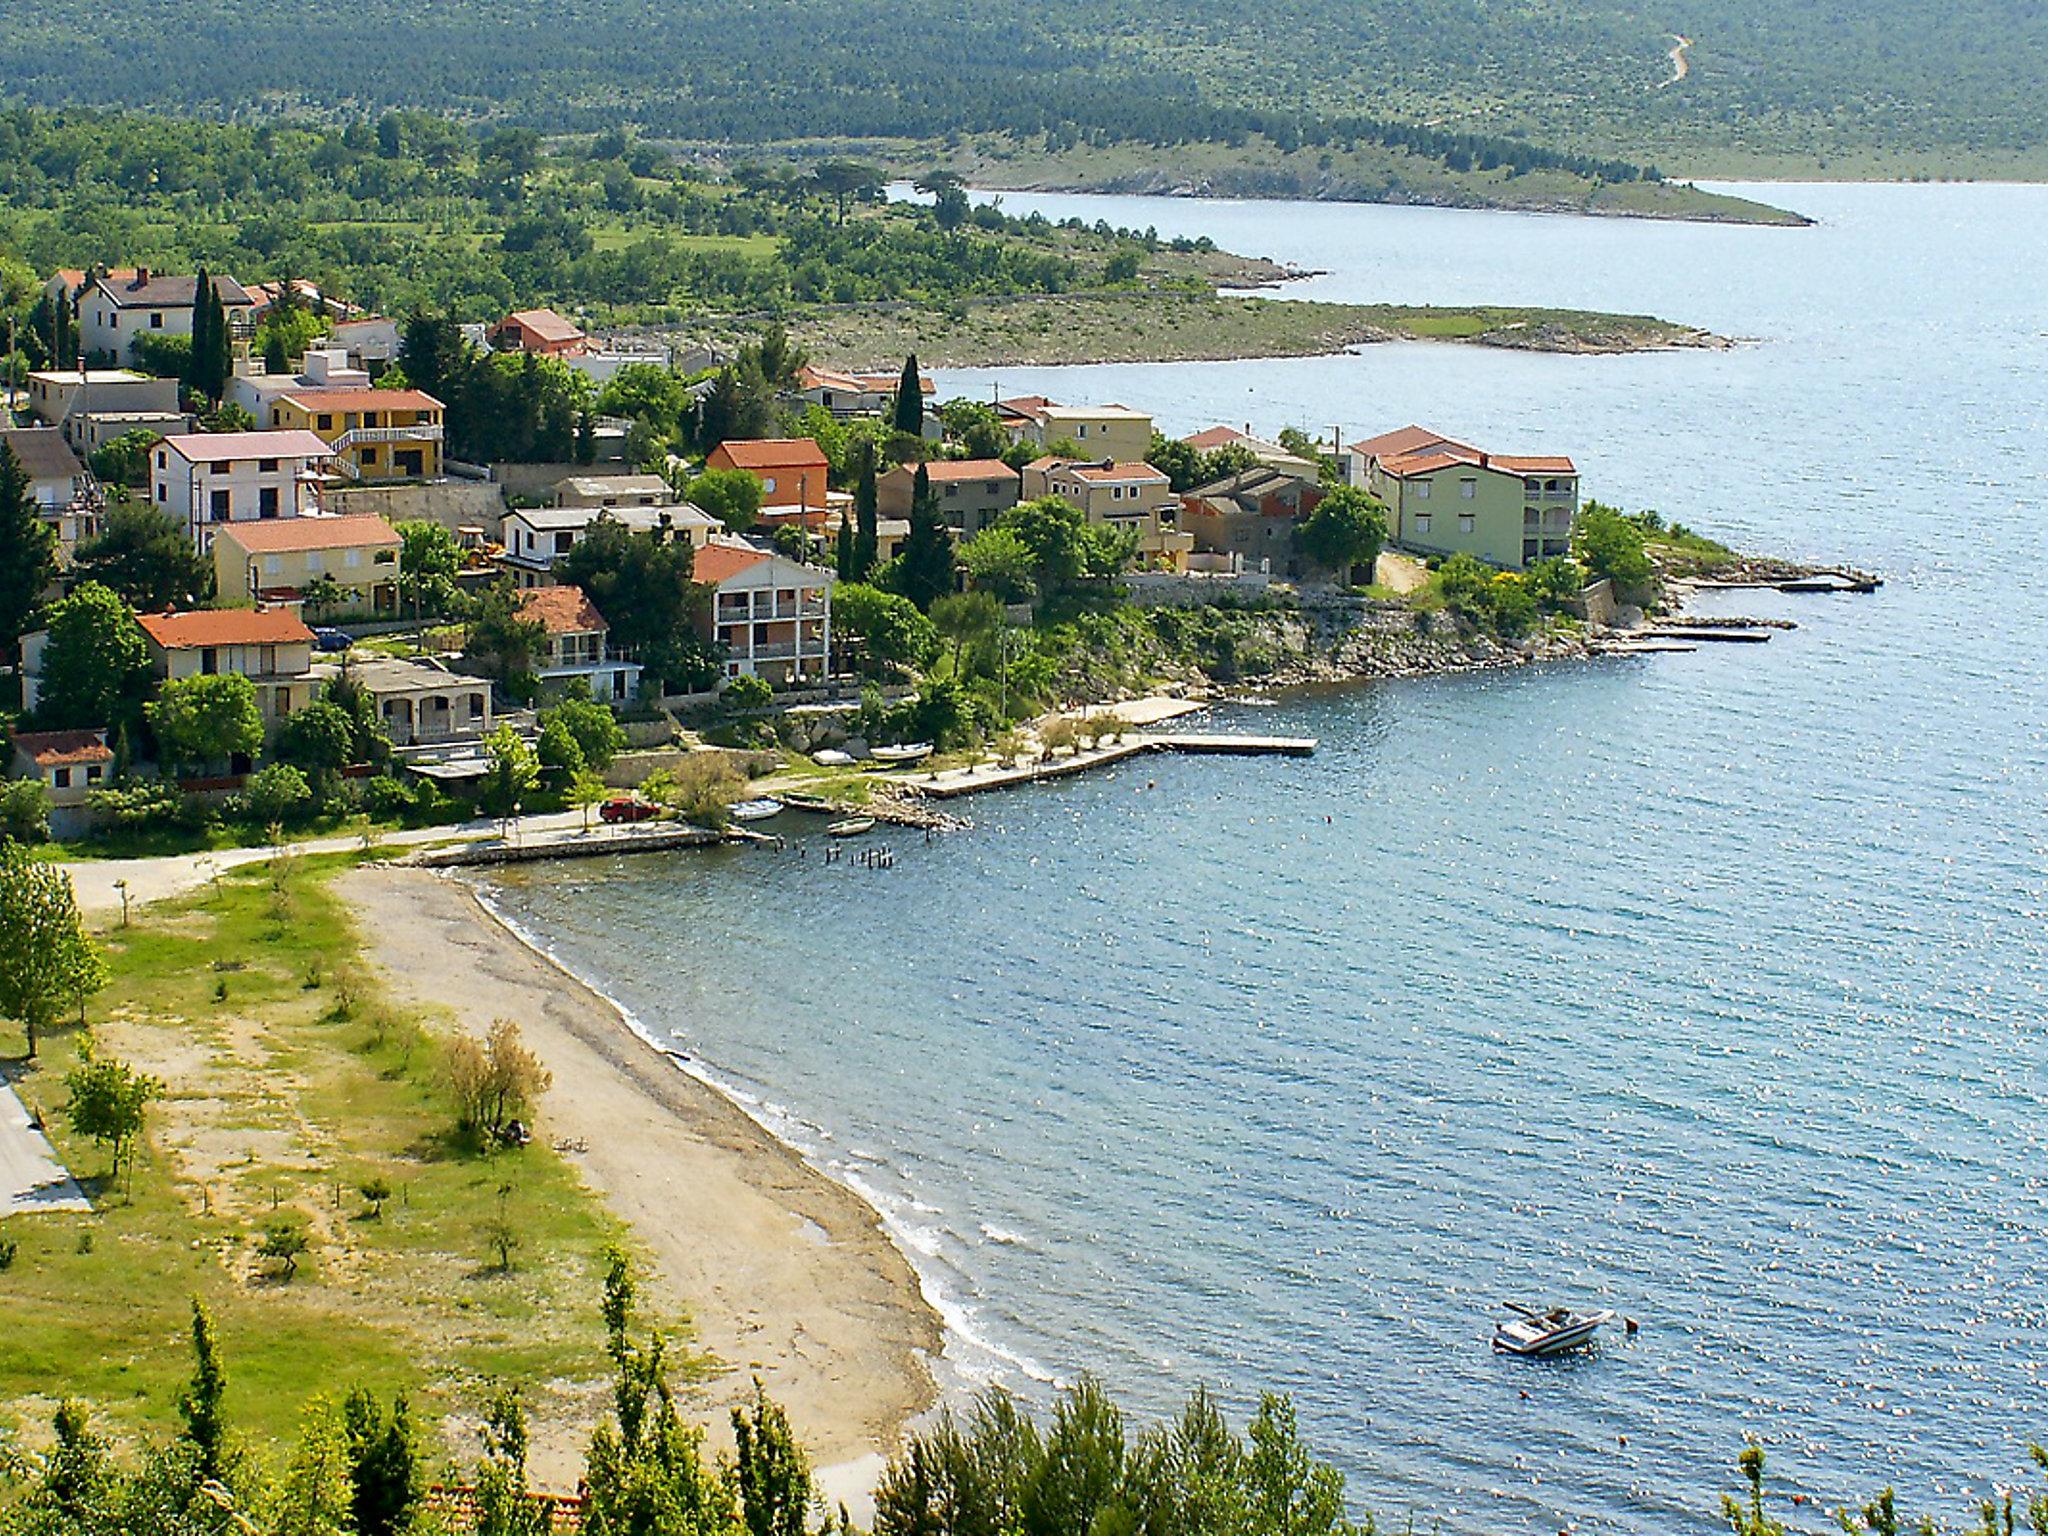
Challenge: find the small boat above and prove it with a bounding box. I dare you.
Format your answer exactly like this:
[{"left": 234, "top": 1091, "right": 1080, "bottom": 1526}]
[
  {"left": 826, "top": 816, "right": 876, "bottom": 838},
  {"left": 813, "top": 748, "right": 857, "bottom": 767},
  {"left": 870, "top": 742, "right": 934, "bottom": 765},
  {"left": 779, "top": 791, "right": 836, "bottom": 814},
  {"left": 1493, "top": 1303, "right": 1615, "bottom": 1357},
  {"left": 728, "top": 798, "right": 784, "bottom": 823}
]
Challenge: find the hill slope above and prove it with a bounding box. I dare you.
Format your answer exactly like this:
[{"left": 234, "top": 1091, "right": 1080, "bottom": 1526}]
[{"left": 1, "top": 0, "right": 2042, "bottom": 177}]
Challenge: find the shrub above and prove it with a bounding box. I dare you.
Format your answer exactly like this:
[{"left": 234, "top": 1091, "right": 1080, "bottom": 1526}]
[
  {"left": 0, "top": 779, "right": 50, "bottom": 844},
  {"left": 257, "top": 1221, "right": 309, "bottom": 1281},
  {"left": 244, "top": 763, "right": 313, "bottom": 826},
  {"left": 722, "top": 673, "right": 774, "bottom": 712},
  {"left": 642, "top": 755, "right": 744, "bottom": 829},
  {"left": 361, "top": 776, "right": 413, "bottom": 820}
]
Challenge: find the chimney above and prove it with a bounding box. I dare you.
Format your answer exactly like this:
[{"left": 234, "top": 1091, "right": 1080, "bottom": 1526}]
[
  {"left": 1479, "top": 452, "right": 1489, "bottom": 469},
  {"left": 132, "top": 267, "right": 150, "bottom": 288}
]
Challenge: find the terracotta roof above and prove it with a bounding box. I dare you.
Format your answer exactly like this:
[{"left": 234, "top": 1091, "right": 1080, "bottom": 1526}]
[
  {"left": 1184, "top": 426, "right": 1252, "bottom": 450},
  {"left": 212, "top": 514, "right": 399, "bottom": 553},
  {"left": 1493, "top": 455, "right": 1578, "bottom": 475},
  {"left": 280, "top": 388, "right": 442, "bottom": 413},
  {"left": 137, "top": 607, "right": 315, "bottom": 649},
  {"left": 896, "top": 458, "right": 1018, "bottom": 483},
  {"left": 0, "top": 426, "right": 85, "bottom": 482},
  {"left": 518, "top": 585, "right": 610, "bottom": 636},
  {"left": 796, "top": 364, "right": 934, "bottom": 396},
  {"left": 1379, "top": 449, "right": 1475, "bottom": 478},
  {"left": 500, "top": 308, "right": 585, "bottom": 345},
  {"left": 160, "top": 430, "right": 334, "bottom": 462},
  {"left": 691, "top": 543, "right": 772, "bottom": 584},
  {"left": 1350, "top": 424, "right": 1474, "bottom": 460},
  {"left": 11, "top": 728, "right": 113, "bottom": 767},
  {"left": 1023, "top": 454, "right": 1063, "bottom": 472},
  {"left": 996, "top": 395, "right": 1056, "bottom": 421},
  {"left": 1379, "top": 446, "right": 1577, "bottom": 479},
  {"left": 709, "top": 438, "right": 829, "bottom": 470},
  {"left": 1063, "top": 461, "right": 1167, "bottom": 484}
]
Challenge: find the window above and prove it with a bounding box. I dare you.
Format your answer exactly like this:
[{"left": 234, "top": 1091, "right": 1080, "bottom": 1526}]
[
  {"left": 157, "top": 484, "right": 167, "bottom": 504},
  {"left": 264, "top": 555, "right": 284, "bottom": 575},
  {"left": 149, "top": 312, "right": 164, "bottom": 329},
  {"left": 1459, "top": 479, "right": 1477, "bottom": 499},
  {"left": 86, "top": 765, "right": 102, "bottom": 783},
  {"left": 362, "top": 448, "right": 378, "bottom": 465},
  {"left": 1523, "top": 538, "right": 1541, "bottom": 564},
  {"left": 1413, "top": 481, "right": 1431, "bottom": 499},
  {"left": 468, "top": 695, "right": 485, "bottom": 720},
  {"left": 374, "top": 550, "right": 395, "bottom": 565},
  {"left": 1458, "top": 513, "right": 1475, "bottom": 534},
  {"left": 200, "top": 647, "right": 219, "bottom": 675},
  {"left": 259, "top": 486, "right": 280, "bottom": 519},
  {"left": 157, "top": 451, "right": 167, "bottom": 470},
  {"left": 210, "top": 488, "right": 232, "bottom": 521},
  {"left": 763, "top": 477, "right": 778, "bottom": 494},
  {"left": 317, "top": 415, "right": 333, "bottom": 432},
  {"left": 259, "top": 458, "right": 278, "bottom": 473},
  {"left": 554, "top": 531, "right": 574, "bottom": 554},
  {"left": 1415, "top": 513, "right": 1432, "bottom": 534},
  {"left": 344, "top": 548, "right": 362, "bottom": 568},
  {"left": 210, "top": 461, "right": 230, "bottom": 473},
  {"left": 54, "top": 767, "right": 71, "bottom": 789}
]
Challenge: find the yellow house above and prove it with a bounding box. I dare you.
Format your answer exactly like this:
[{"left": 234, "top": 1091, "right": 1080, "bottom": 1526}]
[
  {"left": 213, "top": 514, "right": 402, "bottom": 616},
  {"left": 269, "top": 387, "right": 445, "bottom": 481}
]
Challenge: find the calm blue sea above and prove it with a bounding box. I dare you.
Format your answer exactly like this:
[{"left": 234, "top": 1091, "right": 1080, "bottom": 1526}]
[{"left": 486, "top": 183, "right": 2048, "bottom": 1533}]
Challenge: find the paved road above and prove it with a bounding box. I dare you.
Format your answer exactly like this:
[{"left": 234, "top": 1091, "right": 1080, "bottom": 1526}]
[{"left": 0, "top": 1070, "right": 91, "bottom": 1216}]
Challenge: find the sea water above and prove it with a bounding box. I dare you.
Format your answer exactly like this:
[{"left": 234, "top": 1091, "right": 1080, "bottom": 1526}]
[{"left": 486, "top": 182, "right": 2048, "bottom": 1533}]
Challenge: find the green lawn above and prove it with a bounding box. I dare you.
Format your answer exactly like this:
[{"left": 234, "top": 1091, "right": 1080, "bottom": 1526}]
[{"left": 0, "top": 855, "right": 692, "bottom": 1456}]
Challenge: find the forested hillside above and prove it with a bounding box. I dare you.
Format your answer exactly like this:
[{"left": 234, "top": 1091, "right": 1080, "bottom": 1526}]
[{"left": 1, "top": 0, "right": 2042, "bottom": 176}]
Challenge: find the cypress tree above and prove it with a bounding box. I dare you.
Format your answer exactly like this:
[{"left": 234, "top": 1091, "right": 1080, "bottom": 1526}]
[
  {"left": 894, "top": 462, "right": 955, "bottom": 612},
  {"left": 0, "top": 444, "right": 59, "bottom": 661},
  {"left": 203, "top": 279, "right": 230, "bottom": 402},
  {"left": 187, "top": 265, "right": 214, "bottom": 397},
  {"left": 853, "top": 445, "right": 879, "bottom": 579},
  {"left": 891, "top": 353, "right": 924, "bottom": 436},
  {"left": 835, "top": 510, "right": 856, "bottom": 582}
]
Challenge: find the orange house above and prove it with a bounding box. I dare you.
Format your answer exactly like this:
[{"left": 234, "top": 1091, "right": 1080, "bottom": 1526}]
[
  {"left": 491, "top": 308, "right": 588, "bottom": 357},
  {"left": 705, "top": 438, "right": 831, "bottom": 510}
]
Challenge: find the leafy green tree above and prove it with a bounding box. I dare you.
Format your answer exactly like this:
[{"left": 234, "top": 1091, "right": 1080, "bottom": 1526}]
[
  {"left": 734, "top": 1379, "right": 812, "bottom": 1536},
  {"left": 245, "top": 762, "right": 314, "bottom": 825},
  {"left": 1294, "top": 485, "right": 1388, "bottom": 578},
  {"left": 466, "top": 583, "right": 547, "bottom": 699},
  {"left": 835, "top": 510, "right": 857, "bottom": 582},
  {"left": 1573, "top": 501, "right": 1656, "bottom": 602},
  {"left": 0, "top": 848, "right": 102, "bottom": 1057},
  {"left": 1146, "top": 432, "right": 1201, "bottom": 493},
  {"left": 274, "top": 699, "right": 358, "bottom": 773},
  {"left": 853, "top": 445, "right": 880, "bottom": 579},
  {"left": 892, "top": 354, "right": 925, "bottom": 436},
  {"left": 1525, "top": 554, "right": 1587, "bottom": 610},
  {"left": 960, "top": 527, "right": 1040, "bottom": 606},
  {"left": 480, "top": 725, "right": 540, "bottom": 816},
  {"left": 0, "top": 442, "right": 59, "bottom": 661},
  {"left": 35, "top": 582, "right": 152, "bottom": 731},
  {"left": 688, "top": 467, "right": 765, "bottom": 532},
  {"left": 543, "top": 690, "right": 626, "bottom": 770},
  {"left": 147, "top": 673, "right": 264, "bottom": 773},
  {"left": 536, "top": 716, "right": 586, "bottom": 782},
  {"left": 810, "top": 160, "right": 885, "bottom": 222},
  {"left": 931, "top": 590, "right": 1002, "bottom": 676},
  {"left": 86, "top": 428, "right": 162, "bottom": 489},
  {"left": 831, "top": 584, "right": 939, "bottom": 679},
  {"left": 0, "top": 779, "right": 51, "bottom": 845},
  {"left": 569, "top": 770, "right": 611, "bottom": 832},
  {"left": 557, "top": 523, "right": 714, "bottom": 693},
  {"left": 70, "top": 499, "right": 211, "bottom": 611},
  {"left": 63, "top": 1045, "right": 159, "bottom": 1182},
  {"left": 889, "top": 463, "right": 955, "bottom": 612},
  {"left": 342, "top": 1390, "right": 423, "bottom": 1536},
  {"left": 274, "top": 1393, "right": 354, "bottom": 1536},
  {"left": 394, "top": 519, "right": 464, "bottom": 617},
  {"left": 259, "top": 1220, "right": 310, "bottom": 1281},
  {"left": 993, "top": 497, "right": 1092, "bottom": 594}
]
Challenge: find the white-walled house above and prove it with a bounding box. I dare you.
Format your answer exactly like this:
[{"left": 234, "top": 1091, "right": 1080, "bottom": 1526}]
[
  {"left": 692, "top": 541, "right": 834, "bottom": 684},
  {"left": 78, "top": 269, "right": 255, "bottom": 365},
  {"left": 499, "top": 503, "right": 722, "bottom": 586},
  {"left": 151, "top": 430, "right": 335, "bottom": 550},
  {"left": 518, "top": 585, "right": 644, "bottom": 702}
]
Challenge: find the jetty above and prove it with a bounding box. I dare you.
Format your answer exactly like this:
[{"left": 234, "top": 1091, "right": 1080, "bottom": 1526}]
[
  {"left": 408, "top": 821, "right": 734, "bottom": 868},
  {"left": 896, "top": 731, "right": 1315, "bottom": 801}
]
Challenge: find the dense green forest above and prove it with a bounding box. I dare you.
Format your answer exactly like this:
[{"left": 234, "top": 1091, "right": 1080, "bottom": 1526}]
[{"left": 0, "top": 0, "right": 2041, "bottom": 175}]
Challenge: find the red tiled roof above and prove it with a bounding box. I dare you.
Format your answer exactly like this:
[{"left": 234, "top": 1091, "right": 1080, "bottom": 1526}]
[
  {"left": 903, "top": 459, "right": 1018, "bottom": 483},
  {"left": 1183, "top": 426, "right": 1252, "bottom": 450},
  {"left": 137, "top": 607, "right": 315, "bottom": 649},
  {"left": 1063, "top": 461, "right": 1167, "bottom": 484},
  {"left": 796, "top": 365, "right": 935, "bottom": 396},
  {"left": 161, "top": 430, "right": 334, "bottom": 462},
  {"left": 280, "top": 388, "right": 443, "bottom": 413},
  {"left": 1350, "top": 424, "right": 1474, "bottom": 461},
  {"left": 996, "top": 395, "right": 1056, "bottom": 420},
  {"left": 709, "top": 438, "right": 829, "bottom": 471},
  {"left": 500, "top": 308, "right": 585, "bottom": 345},
  {"left": 518, "top": 585, "right": 609, "bottom": 636},
  {"left": 691, "top": 543, "right": 772, "bottom": 584},
  {"left": 1493, "top": 455, "right": 1578, "bottom": 475},
  {"left": 11, "top": 728, "right": 113, "bottom": 767},
  {"left": 213, "top": 514, "right": 399, "bottom": 553},
  {"left": 1379, "top": 446, "right": 1577, "bottom": 478}
]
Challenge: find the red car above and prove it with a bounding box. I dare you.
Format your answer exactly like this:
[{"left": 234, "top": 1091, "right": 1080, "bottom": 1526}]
[{"left": 599, "top": 797, "right": 658, "bottom": 824}]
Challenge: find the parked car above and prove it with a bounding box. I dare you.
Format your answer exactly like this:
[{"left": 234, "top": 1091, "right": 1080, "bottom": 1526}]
[
  {"left": 312, "top": 627, "right": 352, "bottom": 653},
  {"left": 599, "top": 797, "right": 657, "bottom": 824}
]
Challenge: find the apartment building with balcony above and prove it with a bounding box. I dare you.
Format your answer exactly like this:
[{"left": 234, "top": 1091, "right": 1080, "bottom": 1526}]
[
  {"left": 135, "top": 607, "right": 319, "bottom": 726},
  {"left": 269, "top": 387, "right": 445, "bottom": 481},
  {"left": 1351, "top": 425, "right": 1578, "bottom": 569},
  {"left": 151, "top": 430, "right": 335, "bottom": 551},
  {"left": 693, "top": 542, "right": 834, "bottom": 685},
  {"left": 517, "top": 585, "right": 644, "bottom": 703},
  {"left": 1023, "top": 456, "right": 1195, "bottom": 568}
]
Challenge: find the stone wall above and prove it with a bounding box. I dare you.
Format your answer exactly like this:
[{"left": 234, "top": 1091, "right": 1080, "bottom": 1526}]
[{"left": 325, "top": 480, "right": 507, "bottom": 536}]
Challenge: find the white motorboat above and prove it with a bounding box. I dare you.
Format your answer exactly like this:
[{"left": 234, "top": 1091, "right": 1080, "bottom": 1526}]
[
  {"left": 728, "top": 798, "right": 784, "bottom": 822},
  {"left": 813, "top": 748, "right": 857, "bottom": 767},
  {"left": 826, "top": 816, "right": 877, "bottom": 837},
  {"left": 1492, "top": 1303, "right": 1615, "bottom": 1357},
  {"left": 870, "top": 742, "right": 934, "bottom": 765}
]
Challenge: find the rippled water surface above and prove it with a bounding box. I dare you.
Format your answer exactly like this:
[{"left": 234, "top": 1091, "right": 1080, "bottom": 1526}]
[{"left": 487, "top": 183, "right": 2048, "bottom": 1533}]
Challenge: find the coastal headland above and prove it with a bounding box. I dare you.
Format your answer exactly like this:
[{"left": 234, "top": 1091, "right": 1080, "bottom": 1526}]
[{"left": 334, "top": 865, "right": 942, "bottom": 1510}]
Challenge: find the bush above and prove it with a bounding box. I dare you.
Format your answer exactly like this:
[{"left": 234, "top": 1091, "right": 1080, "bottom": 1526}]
[
  {"left": 0, "top": 779, "right": 51, "bottom": 844},
  {"left": 85, "top": 779, "right": 184, "bottom": 831},
  {"left": 722, "top": 673, "right": 774, "bottom": 712},
  {"left": 1573, "top": 501, "right": 1656, "bottom": 602},
  {"left": 361, "top": 776, "right": 414, "bottom": 820},
  {"left": 244, "top": 763, "right": 313, "bottom": 826},
  {"left": 642, "top": 755, "right": 744, "bottom": 829}
]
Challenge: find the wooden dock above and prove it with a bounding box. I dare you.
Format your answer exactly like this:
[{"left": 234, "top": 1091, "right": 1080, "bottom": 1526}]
[
  {"left": 1153, "top": 733, "right": 1318, "bottom": 756},
  {"left": 410, "top": 822, "right": 731, "bottom": 868},
  {"left": 903, "top": 732, "right": 1315, "bottom": 800}
]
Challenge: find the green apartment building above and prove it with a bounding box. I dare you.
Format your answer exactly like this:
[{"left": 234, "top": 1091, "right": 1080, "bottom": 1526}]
[{"left": 1351, "top": 425, "right": 1578, "bottom": 569}]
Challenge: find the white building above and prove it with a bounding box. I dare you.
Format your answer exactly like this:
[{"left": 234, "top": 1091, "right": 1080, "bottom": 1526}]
[
  {"left": 0, "top": 427, "right": 101, "bottom": 559},
  {"left": 692, "top": 541, "right": 834, "bottom": 684},
  {"left": 518, "top": 585, "right": 644, "bottom": 703},
  {"left": 150, "top": 430, "right": 335, "bottom": 551},
  {"left": 225, "top": 347, "right": 371, "bottom": 421},
  {"left": 499, "top": 503, "right": 722, "bottom": 587},
  {"left": 26, "top": 369, "right": 185, "bottom": 449},
  {"left": 78, "top": 269, "right": 255, "bottom": 365}
]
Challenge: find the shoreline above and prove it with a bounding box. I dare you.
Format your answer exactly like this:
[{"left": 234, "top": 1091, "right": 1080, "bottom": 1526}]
[{"left": 333, "top": 865, "right": 943, "bottom": 1515}]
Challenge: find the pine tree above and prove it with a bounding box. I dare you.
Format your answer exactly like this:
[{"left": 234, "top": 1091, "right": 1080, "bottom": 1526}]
[
  {"left": 853, "top": 445, "right": 879, "bottom": 579},
  {"left": 835, "top": 510, "right": 856, "bottom": 582},
  {"left": 0, "top": 443, "right": 58, "bottom": 661},
  {"left": 891, "top": 353, "right": 924, "bottom": 436},
  {"left": 893, "top": 462, "right": 955, "bottom": 611}
]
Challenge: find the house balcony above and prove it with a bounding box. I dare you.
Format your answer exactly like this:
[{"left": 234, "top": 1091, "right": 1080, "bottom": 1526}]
[{"left": 332, "top": 423, "right": 444, "bottom": 451}]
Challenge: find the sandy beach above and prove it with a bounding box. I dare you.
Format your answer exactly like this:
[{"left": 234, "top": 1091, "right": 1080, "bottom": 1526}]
[{"left": 334, "top": 865, "right": 941, "bottom": 1512}]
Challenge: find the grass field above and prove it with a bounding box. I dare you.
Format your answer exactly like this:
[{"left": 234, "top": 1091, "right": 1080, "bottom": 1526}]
[{"left": 0, "top": 855, "right": 691, "bottom": 1461}]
